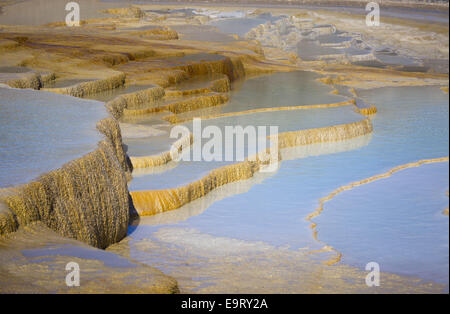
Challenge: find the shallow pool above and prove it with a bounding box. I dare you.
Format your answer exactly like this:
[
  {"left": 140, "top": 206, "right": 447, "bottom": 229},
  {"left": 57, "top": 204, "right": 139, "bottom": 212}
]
[
  {"left": 0, "top": 87, "right": 107, "bottom": 188},
  {"left": 122, "top": 84, "right": 448, "bottom": 291}
]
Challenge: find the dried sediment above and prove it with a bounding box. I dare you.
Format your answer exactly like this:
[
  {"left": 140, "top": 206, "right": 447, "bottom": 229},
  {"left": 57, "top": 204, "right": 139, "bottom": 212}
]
[
  {"left": 0, "top": 118, "right": 132, "bottom": 249},
  {"left": 0, "top": 39, "right": 20, "bottom": 51},
  {"left": 0, "top": 222, "right": 179, "bottom": 294},
  {"left": 131, "top": 28, "right": 179, "bottom": 40},
  {"left": 102, "top": 6, "right": 146, "bottom": 18}
]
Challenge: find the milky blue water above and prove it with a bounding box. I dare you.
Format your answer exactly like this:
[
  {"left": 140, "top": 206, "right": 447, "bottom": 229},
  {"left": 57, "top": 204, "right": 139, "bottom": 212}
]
[
  {"left": 225, "top": 71, "right": 347, "bottom": 110},
  {"left": 209, "top": 13, "right": 281, "bottom": 37},
  {"left": 316, "top": 161, "right": 449, "bottom": 286},
  {"left": 129, "top": 104, "right": 363, "bottom": 191},
  {"left": 166, "top": 71, "right": 348, "bottom": 122},
  {"left": 0, "top": 87, "right": 107, "bottom": 188},
  {"left": 126, "top": 84, "right": 448, "bottom": 287}
]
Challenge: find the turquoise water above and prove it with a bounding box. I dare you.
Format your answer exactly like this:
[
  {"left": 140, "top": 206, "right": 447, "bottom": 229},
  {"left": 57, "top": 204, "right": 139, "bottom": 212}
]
[
  {"left": 0, "top": 87, "right": 107, "bottom": 188},
  {"left": 125, "top": 84, "right": 448, "bottom": 288}
]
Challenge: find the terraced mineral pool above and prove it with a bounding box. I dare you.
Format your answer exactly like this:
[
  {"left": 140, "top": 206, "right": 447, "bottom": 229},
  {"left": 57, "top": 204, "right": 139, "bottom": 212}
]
[
  {"left": 122, "top": 84, "right": 448, "bottom": 292},
  {"left": 85, "top": 84, "right": 156, "bottom": 102},
  {"left": 165, "top": 74, "right": 225, "bottom": 92},
  {"left": 171, "top": 25, "right": 236, "bottom": 42},
  {"left": 227, "top": 71, "right": 348, "bottom": 109},
  {"left": 124, "top": 125, "right": 178, "bottom": 157},
  {"left": 0, "top": 87, "right": 107, "bottom": 188},
  {"left": 170, "top": 71, "right": 348, "bottom": 121},
  {"left": 315, "top": 161, "right": 449, "bottom": 286},
  {"left": 209, "top": 16, "right": 279, "bottom": 37},
  {"left": 43, "top": 78, "right": 96, "bottom": 88},
  {"left": 128, "top": 104, "right": 364, "bottom": 191}
]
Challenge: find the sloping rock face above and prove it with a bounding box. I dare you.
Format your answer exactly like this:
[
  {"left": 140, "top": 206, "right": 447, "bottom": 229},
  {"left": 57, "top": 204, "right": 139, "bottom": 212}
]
[{"left": 0, "top": 88, "right": 132, "bottom": 249}]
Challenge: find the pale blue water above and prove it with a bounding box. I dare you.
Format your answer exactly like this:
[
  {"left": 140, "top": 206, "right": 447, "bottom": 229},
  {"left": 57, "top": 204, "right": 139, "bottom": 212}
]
[
  {"left": 44, "top": 78, "right": 96, "bottom": 88},
  {"left": 226, "top": 71, "right": 347, "bottom": 111},
  {"left": 129, "top": 104, "right": 363, "bottom": 191},
  {"left": 209, "top": 13, "right": 281, "bottom": 37},
  {"left": 171, "top": 71, "right": 348, "bottom": 121},
  {"left": 0, "top": 87, "right": 107, "bottom": 188},
  {"left": 86, "top": 84, "right": 156, "bottom": 102},
  {"left": 125, "top": 127, "right": 178, "bottom": 157},
  {"left": 126, "top": 84, "right": 448, "bottom": 287},
  {"left": 316, "top": 162, "right": 449, "bottom": 285}
]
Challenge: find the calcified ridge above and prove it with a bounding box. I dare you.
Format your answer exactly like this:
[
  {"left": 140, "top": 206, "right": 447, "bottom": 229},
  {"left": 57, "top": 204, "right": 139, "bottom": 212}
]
[
  {"left": 131, "top": 118, "right": 373, "bottom": 215},
  {"left": 134, "top": 134, "right": 372, "bottom": 226},
  {"left": 131, "top": 27, "right": 179, "bottom": 40},
  {"left": 164, "top": 100, "right": 354, "bottom": 124},
  {"left": 306, "top": 157, "right": 450, "bottom": 265},
  {"left": 171, "top": 57, "right": 245, "bottom": 83},
  {"left": 164, "top": 76, "right": 231, "bottom": 97},
  {"left": 119, "top": 93, "right": 230, "bottom": 118},
  {"left": 131, "top": 102, "right": 366, "bottom": 169},
  {"left": 106, "top": 86, "right": 166, "bottom": 119},
  {"left": 5, "top": 72, "right": 55, "bottom": 90},
  {"left": 42, "top": 73, "right": 126, "bottom": 98},
  {"left": 275, "top": 118, "right": 372, "bottom": 148},
  {"left": 0, "top": 118, "right": 132, "bottom": 249},
  {"left": 107, "top": 58, "right": 244, "bottom": 120},
  {"left": 356, "top": 106, "right": 378, "bottom": 115},
  {"left": 130, "top": 133, "right": 193, "bottom": 169},
  {"left": 0, "top": 53, "right": 249, "bottom": 244}
]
